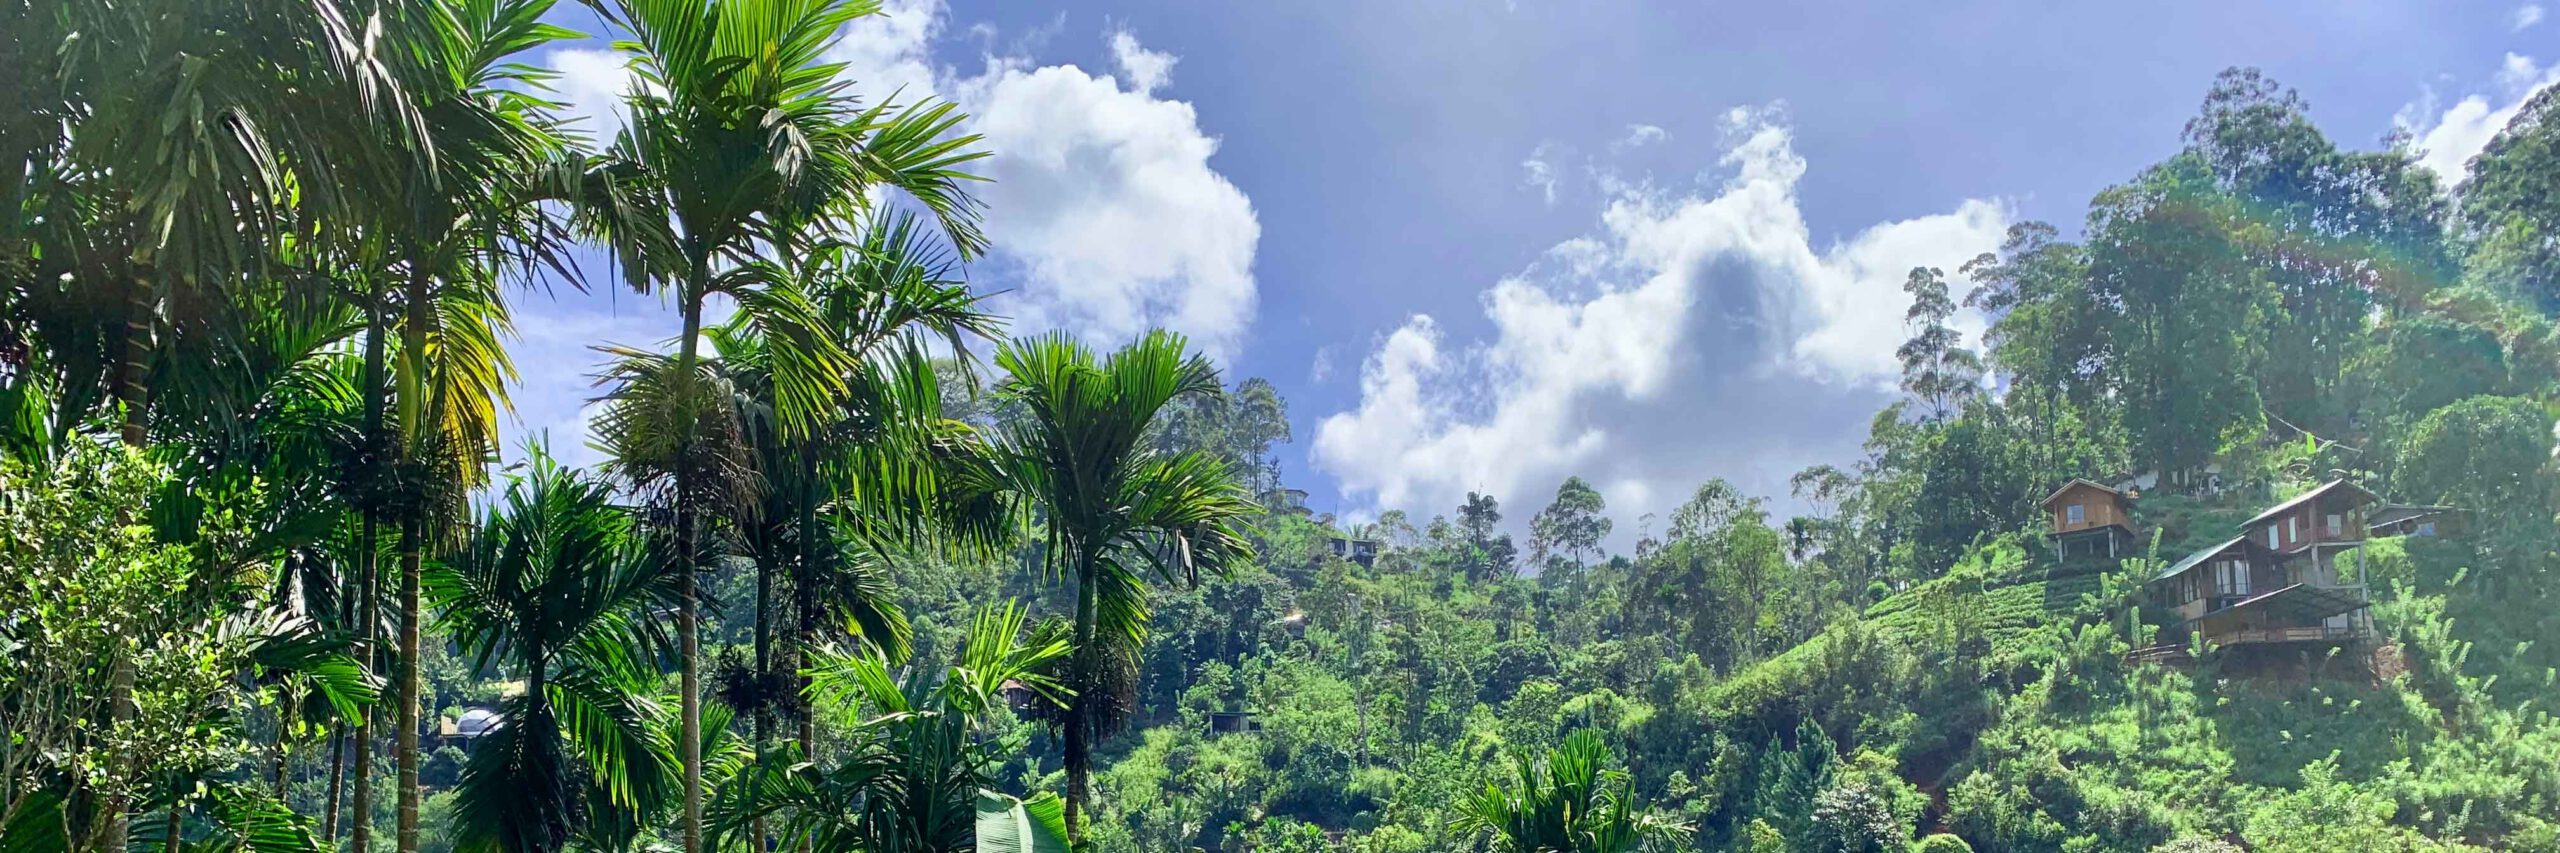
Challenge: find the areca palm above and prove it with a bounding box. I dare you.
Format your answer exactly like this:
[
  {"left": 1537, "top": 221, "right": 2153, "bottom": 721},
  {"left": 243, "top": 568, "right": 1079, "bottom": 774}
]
[
  {"left": 708, "top": 602, "right": 1072, "bottom": 853},
  {"left": 350, "top": 3, "right": 582, "bottom": 850},
  {"left": 427, "top": 449, "right": 683, "bottom": 853},
  {"left": 725, "top": 212, "right": 1002, "bottom": 773},
  {"left": 11, "top": 0, "right": 418, "bottom": 450},
  {"left": 578, "top": 0, "right": 990, "bottom": 845},
  {"left": 1452, "top": 730, "right": 1689, "bottom": 853},
  {"left": 967, "top": 331, "right": 1259, "bottom": 838}
]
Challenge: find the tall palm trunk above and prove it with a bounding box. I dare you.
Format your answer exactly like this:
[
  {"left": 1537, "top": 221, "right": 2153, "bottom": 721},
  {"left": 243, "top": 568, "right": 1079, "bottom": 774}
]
[
  {"left": 394, "top": 269, "right": 429, "bottom": 853},
  {"left": 98, "top": 269, "right": 154, "bottom": 848},
  {"left": 1064, "top": 553, "right": 1098, "bottom": 840},
  {"left": 792, "top": 444, "right": 819, "bottom": 853},
  {"left": 396, "top": 516, "right": 424, "bottom": 853},
  {"left": 116, "top": 272, "right": 153, "bottom": 446},
  {"left": 322, "top": 725, "right": 345, "bottom": 843},
  {"left": 350, "top": 281, "right": 388, "bottom": 853},
  {"left": 675, "top": 258, "right": 707, "bottom": 853}
]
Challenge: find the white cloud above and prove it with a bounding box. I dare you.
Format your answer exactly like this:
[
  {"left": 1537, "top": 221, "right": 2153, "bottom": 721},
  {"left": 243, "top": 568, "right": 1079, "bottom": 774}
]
[
  {"left": 2399, "top": 53, "right": 2560, "bottom": 183},
  {"left": 1308, "top": 345, "right": 1336, "bottom": 384},
  {"left": 2514, "top": 3, "right": 2545, "bottom": 31},
  {"left": 1614, "top": 123, "right": 1669, "bottom": 151},
  {"left": 1522, "top": 142, "right": 1565, "bottom": 205},
  {"left": 494, "top": 290, "right": 682, "bottom": 472},
  {"left": 830, "top": 0, "right": 944, "bottom": 104},
  {"left": 1313, "top": 108, "right": 2007, "bottom": 522},
  {"left": 829, "top": 3, "right": 1261, "bottom": 361},
  {"left": 1108, "top": 29, "right": 1178, "bottom": 96},
  {"left": 548, "top": 48, "right": 644, "bottom": 141}
]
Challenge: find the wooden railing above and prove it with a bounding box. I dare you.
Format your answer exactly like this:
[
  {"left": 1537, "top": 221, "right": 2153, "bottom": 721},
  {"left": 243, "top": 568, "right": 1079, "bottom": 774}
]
[{"left": 2206, "top": 625, "right": 2362, "bottom": 645}]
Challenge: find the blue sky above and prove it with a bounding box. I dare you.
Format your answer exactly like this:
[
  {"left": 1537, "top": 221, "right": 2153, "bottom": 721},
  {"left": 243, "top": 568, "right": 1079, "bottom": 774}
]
[{"left": 504, "top": 0, "right": 2559, "bottom": 542}]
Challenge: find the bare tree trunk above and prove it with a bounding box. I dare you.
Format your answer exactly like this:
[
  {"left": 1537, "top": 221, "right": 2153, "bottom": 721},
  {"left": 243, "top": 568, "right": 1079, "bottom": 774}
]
[
  {"left": 793, "top": 445, "right": 819, "bottom": 853},
  {"left": 752, "top": 541, "right": 774, "bottom": 852},
  {"left": 395, "top": 519, "right": 422, "bottom": 853},
  {"left": 97, "top": 271, "right": 153, "bottom": 849},
  {"left": 1065, "top": 560, "right": 1097, "bottom": 841},
  {"left": 162, "top": 790, "right": 181, "bottom": 853},
  {"left": 322, "top": 726, "right": 345, "bottom": 843},
  {"left": 273, "top": 699, "right": 295, "bottom": 799},
  {"left": 676, "top": 280, "right": 706, "bottom": 853},
  {"left": 116, "top": 274, "right": 152, "bottom": 446},
  {"left": 350, "top": 277, "right": 387, "bottom": 853},
  {"left": 349, "top": 515, "right": 379, "bottom": 853}
]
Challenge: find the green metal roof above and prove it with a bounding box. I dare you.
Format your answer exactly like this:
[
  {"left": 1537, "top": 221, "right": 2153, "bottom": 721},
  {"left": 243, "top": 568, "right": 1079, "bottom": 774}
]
[
  {"left": 2155, "top": 535, "right": 2249, "bottom": 582},
  {"left": 2242, "top": 479, "right": 2380, "bottom": 528}
]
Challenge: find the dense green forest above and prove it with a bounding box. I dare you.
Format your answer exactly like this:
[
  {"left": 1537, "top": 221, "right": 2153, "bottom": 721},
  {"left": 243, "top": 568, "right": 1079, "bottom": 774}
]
[{"left": 6, "top": 0, "right": 2560, "bottom": 851}]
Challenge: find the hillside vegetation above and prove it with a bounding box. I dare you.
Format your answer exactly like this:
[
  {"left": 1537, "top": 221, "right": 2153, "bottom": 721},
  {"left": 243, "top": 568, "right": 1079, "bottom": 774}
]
[{"left": 5, "top": 1, "right": 2560, "bottom": 850}]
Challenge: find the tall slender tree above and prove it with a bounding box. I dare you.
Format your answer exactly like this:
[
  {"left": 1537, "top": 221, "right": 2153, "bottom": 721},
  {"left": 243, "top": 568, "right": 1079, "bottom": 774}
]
[
  {"left": 577, "top": 1, "right": 989, "bottom": 845},
  {"left": 430, "top": 449, "right": 682, "bottom": 853},
  {"left": 356, "top": 3, "right": 581, "bottom": 849},
  {"left": 964, "top": 331, "right": 1259, "bottom": 839}
]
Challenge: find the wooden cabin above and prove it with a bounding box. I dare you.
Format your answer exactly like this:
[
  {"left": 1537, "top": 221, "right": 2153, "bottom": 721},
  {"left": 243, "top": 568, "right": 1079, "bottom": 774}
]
[
  {"left": 2368, "top": 503, "right": 2460, "bottom": 538},
  {"left": 2041, "top": 479, "right": 2138, "bottom": 560},
  {"left": 2147, "top": 480, "right": 2379, "bottom": 650},
  {"left": 1328, "top": 535, "right": 1379, "bottom": 567},
  {"left": 1208, "top": 710, "right": 1263, "bottom": 735},
  {"left": 999, "top": 678, "right": 1040, "bottom": 713}
]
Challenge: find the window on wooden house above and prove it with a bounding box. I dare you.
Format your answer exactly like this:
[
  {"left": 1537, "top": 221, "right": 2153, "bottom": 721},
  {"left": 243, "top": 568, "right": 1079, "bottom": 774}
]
[
  {"left": 2215, "top": 560, "right": 2251, "bottom": 598},
  {"left": 2326, "top": 513, "right": 2343, "bottom": 536},
  {"left": 2287, "top": 516, "right": 2299, "bottom": 543},
  {"left": 2266, "top": 526, "right": 2280, "bottom": 549},
  {"left": 2066, "top": 504, "right": 2085, "bottom": 525}
]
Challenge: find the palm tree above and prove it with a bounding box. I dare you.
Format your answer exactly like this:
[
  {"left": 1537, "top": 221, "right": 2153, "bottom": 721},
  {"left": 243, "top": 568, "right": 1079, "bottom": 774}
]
[
  {"left": 578, "top": 1, "right": 989, "bottom": 845},
  {"left": 4, "top": 1, "right": 418, "bottom": 842},
  {"left": 708, "top": 602, "right": 1073, "bottom": 852},
  {"left": 723, "top": 212, "right": 1001, "bottom": 772},
  {"left": 353, "top": 3, "right": 581, "bottom": 849},
  {"left": 1453, "top": 730, "right": 1689, "bottom": 853},
  {"left": 967, "top": 331, "right": 1260, "bottom": 838},
  {"left": 428, "top": 448, "right": 684, "bottom": 853}
]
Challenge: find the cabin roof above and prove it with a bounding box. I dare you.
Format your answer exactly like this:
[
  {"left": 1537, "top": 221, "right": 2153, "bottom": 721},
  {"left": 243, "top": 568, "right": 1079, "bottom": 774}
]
[
  {"left": 2040, "top": 478, "right": 2126, "bottom": 509},
  {"left": 2241, "top": 480, "right": 2380, "bottom": 528},
  {"left": 2155, "top": 535, "right": 2251, "bottom": 582},
  {"left": 2369, "top": 503, "right": 2458, "bottom": 527},
  {"left": 2191, "top": 583, "right": 2369, "bottom": 627}
]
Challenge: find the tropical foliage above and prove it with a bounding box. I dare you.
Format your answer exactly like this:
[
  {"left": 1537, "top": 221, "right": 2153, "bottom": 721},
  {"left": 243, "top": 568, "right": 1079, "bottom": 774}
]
[{"left": 6, "top": 1, "right": 2560, "bottom": 851}]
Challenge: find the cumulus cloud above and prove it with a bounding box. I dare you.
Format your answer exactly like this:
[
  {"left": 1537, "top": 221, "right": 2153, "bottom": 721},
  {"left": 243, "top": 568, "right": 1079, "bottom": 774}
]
[
  {"left": 1108, "top": 28, "right": 1178, "bottom": 95},
  {"left": 538, "top": 2, "right": 1259, "bottom": 361},
  {"left": 547, "top": 48, "right": 644, "bottom": 140},
  {"left": 825, "top": 3, "right": 1260, "bottom": 360},
  {"left": 2398, "top": 53, "right": 2559, "bottom": 183},
  {"left": 829, "top": 0, "right": 943, "bottom": 102},
  {"left": 2515, "top": 4, "right": 2545, "bottom": 31},
  {"left": 494, "top": 291, "right": 683, "bottom": 471},
  {"left": 1312, "top": 108, "right": 2007, "bottom": 527}
]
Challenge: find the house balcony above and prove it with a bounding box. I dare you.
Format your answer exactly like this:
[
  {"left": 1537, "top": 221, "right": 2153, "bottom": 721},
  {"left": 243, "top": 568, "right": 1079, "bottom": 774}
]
[
  {"left": 2189, "top": 582, "right": 2371, "bottom": 647},
  {"left": 2202, "top": 624, "right": 2365, "bottom": 646}
]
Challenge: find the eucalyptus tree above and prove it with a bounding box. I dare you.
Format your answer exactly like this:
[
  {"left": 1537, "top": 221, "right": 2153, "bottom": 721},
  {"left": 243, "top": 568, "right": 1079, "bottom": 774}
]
[
  {"left": 967, "top": 331, "right": 1259, "bottom": 838},
  {"left": 427, "top": 450, "right": 683, "bottom": 853},
  {"left": 708, "top": 602, "right": 1072, "bottom": 853},
  {"left": 576, "top": 1, "right": 988, "bottom": 845}
]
